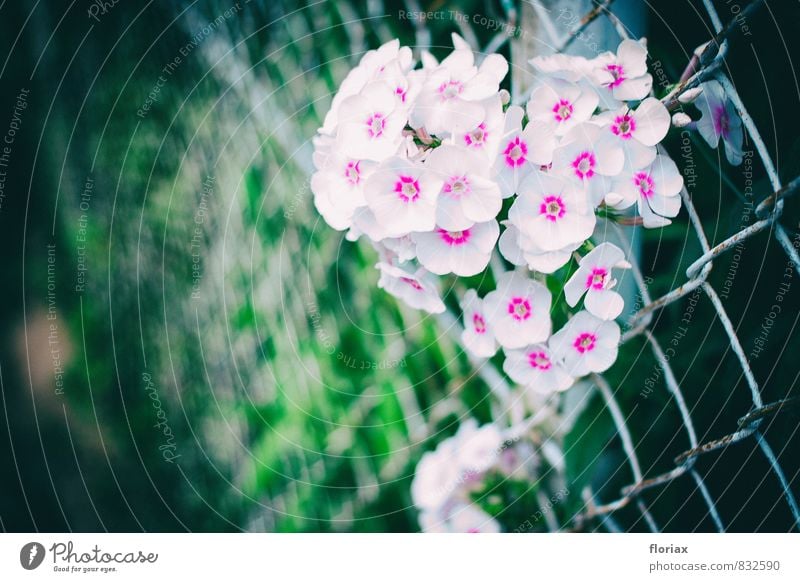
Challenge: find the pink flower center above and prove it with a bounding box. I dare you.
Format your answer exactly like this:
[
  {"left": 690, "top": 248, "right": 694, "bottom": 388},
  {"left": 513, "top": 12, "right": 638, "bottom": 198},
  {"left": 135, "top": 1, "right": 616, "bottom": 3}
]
[
  {"left": 573, "top": 332, "right": 597, "bottom": 353},
  {"left": 527, "top": 350, "right": 552, "bottom": 370},
  {"left": 713, "top": 105, "right": 730, "bottom": 138},
  {"left": 444, "top": 175, "right": 471, "bottom": 198},
  {"left": 606, "top": 64, "right": 626, "bottom": 88},
  {"left": 366, "top": 113, "right": 386, "bottom": 138},
  {"left": 572, "top": 151, "right": 596, "bottom": 180},
  {"left": 464, "top": 123, "right": 487, "bottom": 148},
  {"left": 539, "top": 195, "right": 566, "bottom": 222},
  {"left": 394, "top": 174, "right": 420, "bottom": 203},
  {"left": 503, "top": 137, "right": 528, "bottom": 168},
  {"left": 437, "top": 80, "right": 463, "bottom": 101},
  {"left": 552, "top": 98, "right": 574, "bottom": 122},
  {"left": 395, "top": 86, "right": 407, "bottom": 103},
  {"left": 400, "top": 276, "right": 423, "bottom": 291},
  {"left": 585, "top": 267, "right": 608, "bottom": 290},
  {"left": 438, "top": 228, "right": 472, "bottom": 246},
  {"left": 344, "top": 161, "right": 361, "bottom": 185},
  {"left": 633, "top": 172, "right": 654, "bottom": 198},
  {"left": 611, "top": 114, "right": 636, "bottom": 139},
  {"left": 473, "top": 313, "right": 487, "bottom": 334},
  {"left": 507, "top": 296, "right": 532, "bottom": 321}
]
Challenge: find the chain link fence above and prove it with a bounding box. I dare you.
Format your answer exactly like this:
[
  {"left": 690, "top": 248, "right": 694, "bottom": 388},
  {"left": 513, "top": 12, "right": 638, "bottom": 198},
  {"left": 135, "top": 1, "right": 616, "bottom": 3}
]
[
  {"left": 519, "top": 0, "right": 800, "bottom": 532},
  {"left": 2, "top": 0, "right": 796, "bottom": 533}
]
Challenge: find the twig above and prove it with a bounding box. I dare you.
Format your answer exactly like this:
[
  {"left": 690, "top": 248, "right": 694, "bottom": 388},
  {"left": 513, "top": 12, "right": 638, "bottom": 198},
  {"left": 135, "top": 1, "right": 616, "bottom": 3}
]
[{"left": 699, "top": 0, "right": 766, "bottom": 68}]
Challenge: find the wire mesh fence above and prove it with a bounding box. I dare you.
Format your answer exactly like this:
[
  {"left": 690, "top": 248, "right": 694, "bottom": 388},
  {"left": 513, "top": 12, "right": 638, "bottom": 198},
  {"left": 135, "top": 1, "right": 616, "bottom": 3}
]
[
  {"left": 237, "top": 0, "right": 800, "bottom": 532},
  {"left": 2, "top": 0, "right": 797, "bottom": 534},
  {"left": 518, "top": 0, "right": 800, "bottom": 532}
]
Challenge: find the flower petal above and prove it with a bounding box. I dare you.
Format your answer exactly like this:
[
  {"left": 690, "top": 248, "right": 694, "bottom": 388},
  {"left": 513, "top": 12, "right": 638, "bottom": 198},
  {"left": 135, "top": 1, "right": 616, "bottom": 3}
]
[
  {"left": 633, "top": 98, "right": 670, "bottom": 146},
  {"left": 585, "top": 289, "right": 625, "bottom": 320}
]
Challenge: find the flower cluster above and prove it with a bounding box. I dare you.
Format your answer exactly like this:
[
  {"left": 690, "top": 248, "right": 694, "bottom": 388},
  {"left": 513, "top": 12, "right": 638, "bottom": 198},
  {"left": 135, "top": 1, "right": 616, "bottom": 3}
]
[
  {"left": 410, "top": 420, "right": 506, "bottom": 533},
  {"left": 311, "top": 35, "right": 684, "bottom": 532}
]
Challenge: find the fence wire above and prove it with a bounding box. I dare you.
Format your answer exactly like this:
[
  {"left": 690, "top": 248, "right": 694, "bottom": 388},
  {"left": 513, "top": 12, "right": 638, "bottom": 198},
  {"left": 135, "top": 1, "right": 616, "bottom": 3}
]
[{"left": 521, "top": 0, "right": 800, "bottom": 532}]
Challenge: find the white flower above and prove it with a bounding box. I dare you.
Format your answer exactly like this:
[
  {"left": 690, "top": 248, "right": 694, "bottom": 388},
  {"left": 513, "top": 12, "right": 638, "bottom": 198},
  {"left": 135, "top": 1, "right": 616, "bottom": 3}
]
[
  {"left": 453, "top": 93, "right": 505, "bottom": 161},
  {"left": 347, "top": 206, "right": 391, "bottom": 242},
  {"left": 593, "top": 39, "right": 653, "bottom": 106},
  {"left": 411, "top": 36, "right": 508, "bottom": 135},
  {"left": 483, "top": 271, "right": 552, "bottom": 349},
  {"left": 364, "top": 156, "right": 443, "bottom": 237},
  {"left": 376, "top": 262, "right": 445, "bottom": 314},
  {"left": 419, "top": 502, "right": 501, "bottom": 533},
  {"left": 411, "top": 419, "right": 503, "bottom": 516},
  {"left": 412, "top": 220, "right": 499, "bottom": 277},
  {"left": 372, "top": 56, "right": 421, "bottom": 112},
  {"left": 460, "top": 289, "right": 498, "bottom": 358},
  {"left": 496, "top": 439, "right": 538, "bottom": 478},
  {"left": 526, "top": 78, "right": 599, "bottom": 136},
  {"left": 312, "top": 132, "right": 334, "bottom": 169},
  {"left": 551, "top": 123, "right": 624, "bottom": 205},
  {"left": 564, "top": 243, "right": 631, "bottom": 320},
  {"left": 378, "top": 235, "right": 416, "bottom": 263},
  {"left": 336, "top": 82, "right": 407, "bottom": 162},
  {"left": 426, "top": 144, "right": 502, "bottom": 231},
  {"left": 503, "top": 344, "right": 574, "bottom": 394},
  {"left": 320, "top": 39, "right": 413, "bottom": 135},
  {"left": 607, "top": 154, "right": 684, "bottom": 228},
  {"left": 492, "top": 105, "right": 557, "bottom": 198},
  {"left": 598, "top": 97, "right": 670, "bottom": 170},
  {"left": 497, "top": 224, "right": 527, "bottom": 267},
  {"left": 454, "top": 420, "right": 504, "bottom": 475},
  {"left": 411, "top": 440, "right": 460, "bottom": 512},
  {"left": 498, "top": 223, "right": 578, "bottom": 274},
  {"left": 695, "top": 80, "right": 744, "bottom": 166},
  {"left": 360, "top": 39, "right": 414, "bottom": 75},
  {"left": 310, "top": 149, "right": 376, "bottom": 230},
  {"left": 549, "top": 311, "right": 621, "bottom": 376},
  {"left": 508, "top": 171, "right": 596, "bottom": 252},
  {"left": 529, "top": 53, "right": 598, "bottom": 83}
]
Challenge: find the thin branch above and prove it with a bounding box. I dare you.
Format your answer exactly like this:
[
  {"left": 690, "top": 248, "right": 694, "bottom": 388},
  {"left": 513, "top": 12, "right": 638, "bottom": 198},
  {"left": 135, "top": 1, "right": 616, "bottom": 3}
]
[{"left": 699, "top": 0, "right": 766, "bottom": 68}]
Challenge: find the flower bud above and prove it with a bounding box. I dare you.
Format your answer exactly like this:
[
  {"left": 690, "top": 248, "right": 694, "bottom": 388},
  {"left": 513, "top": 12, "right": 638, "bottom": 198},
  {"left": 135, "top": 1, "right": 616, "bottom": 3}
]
[
  {"left": 499, "top": 89, "right": 511, "bottom": 106},
  {"left": 693, "top": 40, "right": 712, "bottom": 57},
  {"left": 671, "top": 112, "right": 693, "bottom": 128},
  {"left": 677, "top": 86, "right": 703, "bottom": 104}
]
